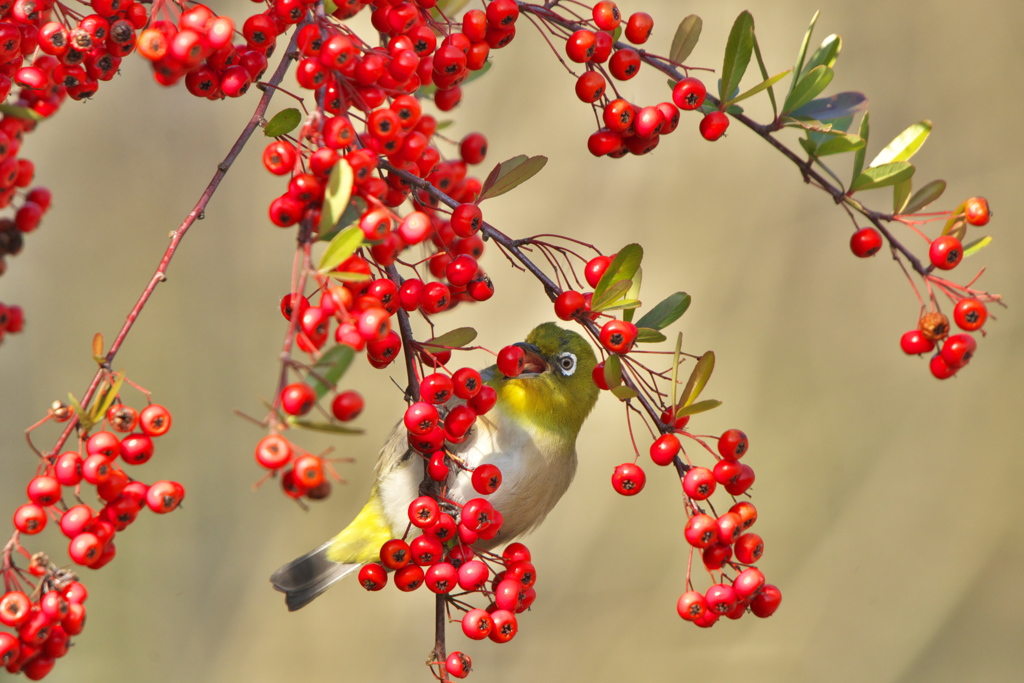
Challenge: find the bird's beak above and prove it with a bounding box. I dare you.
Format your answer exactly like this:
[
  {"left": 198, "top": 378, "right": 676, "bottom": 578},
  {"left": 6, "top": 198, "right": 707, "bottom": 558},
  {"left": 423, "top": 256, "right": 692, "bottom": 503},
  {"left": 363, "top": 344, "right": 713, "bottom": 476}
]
[{"left": 512, "top": 342, "right": 548, "bottom": 378}]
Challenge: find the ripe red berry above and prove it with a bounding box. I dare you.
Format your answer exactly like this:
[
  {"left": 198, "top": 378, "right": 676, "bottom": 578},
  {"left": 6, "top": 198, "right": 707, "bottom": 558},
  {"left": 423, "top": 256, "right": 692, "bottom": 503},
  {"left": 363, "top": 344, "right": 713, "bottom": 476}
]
[
  {"left": 684, "top": 513, "right": 718, "bottom": 548},
  {"left": 462, "top": 608, "right": 494, "bottom": 640},
  {"left": 565, "top": 29, "right": 596, "bottom": 63},
  {"left": 703, "top": 542, "right": 733, "bottom": 570},
  {"left": 900, "top": 329, "right": 936, "bottom": 355},
  {"left": 600, "top": 319, "right": 638, "bottom": 354},
  {"left": 592, "top": 1, "right": 621, "bottom": 30},
  {"left": 683, "top": 467, "right": 717, "bottom": 499},
  {"left": 850, "top": 227, "right": 883, "bottom": 257},
  {"left": 331, "top": 390, "right": 363, "bottom": 421},
  {"left": 489, "top": 608, "right": 518, "bottom": 643},
  {"left": 611, "top": 462, "right": 646, "bottom": 495},
  {"left": 608, "top": 47, "right": 641, "bottom": 80},
  {"left": 280, "top": 382, "right": 316, "bottom": 416},
  {"left": 120, "top": 433, "right": 154, "bottom": 465},
  {"left": 650, "top": 433, "right": 681, "bottom": 466},
  {"left": 13, "top": 503, "right": 46, "bottom": 534},
  {"left": 929, "top": 235, "right": 963, "bottom": 270},
  {"left": 706, "top": 583, "right": 738, "bottom": 615},
  {"left": 672, "top": 77, "right": 707, "bottom": 110},
  {"left": 953, "top": 298, "right": 987, "bottom": 331},
  {"left": 146, "top": 480, "right": 185, "bottom": 513},
  {"left": 699, "top": 111, "right": 729, "bottom": 140},
  {"left": 292, "top": 455, "right": 325, "bottom": 488},
  {"left": 357, "top": 563, "right": 387, "bottom": 591},
  {"left": 450, "top": 203, "right": 482, "bottom": 237},
  {"left": 624, "top": 12, "right": 654, "bottom": 44},
  {"left": 939, "top": 333, "right": 976, "bottom": 369},
  {"left": 584, "top": 255, "right": 613, "bottom": 287},
  {"left": 379, "top": 539, "right": 411, "bottom": 570},
  {"left": 469, "top": 385, "right": 497, "bottom": 414},
  {"left": 420, "top": 373, "right": 454, "bottom": 404},
  {"left": 497, "top": 344, "right": 526, "bottom": 377},
  {"left": 660, "top": 406, "right": 690, "bottom": 431},
  {"left": 734, "top": 532, "right": 764, "bottom": 564},
  {"left": 255, "top": 434, "right": 292, "bottom": 470},
  {"left": 733, "top": 567, "right": 766, "bottom": 601},
  {"left": 87, "top": 430, "right": 121, "bottom": 459},
  {"left": 139, "top": 404, "right": 172, "bottom": 436},
  {"left": 575, "top": 70, "right": 606, "bottom": 103},
  {"left": 750, "top": 584, "right": 782, "bottom": 617},
  {"left": 394, "top": 563, "right": 425, "bottom": 591},
  {"left": 716, "top": 512, "right": 744, "bottom": 545},
  {"left": 677, "top": 590, "right": 708, "bottom": 621},
  {"left": 471, "top": 463, "right": 502, "bottom": 494},
  {"left": 69, "top": 532, "right": 103, "bottom": 565},
  {"left": 446, "top": 651, "right": 473, "bottom": 679},
  {"left": 554, "top": 290, "right": 586, "bottom": 321},
  {"left": 107, "top": 404, "right": 139, "bottom": 432},
  {"left": 963, "top": 196, "right": 990, "bottom": 226},
  {"left": 718, "top": 428, "right": 749, "bottom": 460},
  {"left": 409, "top": 496, "right": 441, "bottom": 529},
  {"left": 27, "top": 475, "right": 61, "bottom": 506}
]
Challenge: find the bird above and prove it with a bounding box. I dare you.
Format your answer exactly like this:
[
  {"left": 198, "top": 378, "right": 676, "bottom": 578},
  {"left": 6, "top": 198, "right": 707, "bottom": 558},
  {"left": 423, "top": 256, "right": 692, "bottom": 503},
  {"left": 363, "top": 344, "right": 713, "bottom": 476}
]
[{"left": 271, "top": 322, "right": 600, "bottom": 611}]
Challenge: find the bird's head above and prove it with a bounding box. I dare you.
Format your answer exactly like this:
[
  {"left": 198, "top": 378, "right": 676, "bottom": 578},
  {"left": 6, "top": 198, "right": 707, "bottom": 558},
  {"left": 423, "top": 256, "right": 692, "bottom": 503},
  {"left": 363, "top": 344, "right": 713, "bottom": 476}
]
[{"left": 486, "top": 322, "right": 599, "bottom": 440}]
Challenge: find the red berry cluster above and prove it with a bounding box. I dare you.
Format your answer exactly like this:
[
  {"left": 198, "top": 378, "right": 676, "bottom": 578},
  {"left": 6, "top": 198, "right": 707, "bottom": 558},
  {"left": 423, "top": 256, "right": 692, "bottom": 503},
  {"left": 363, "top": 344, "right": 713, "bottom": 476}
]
[
  {"left": 0, "top": 300, "right": 24, "bottom": 343},
  {"left": 856, "top": 196, "right": 995, "bottom": 380},
  {"left": 3, "top": 398, "right": 183, "bottom": 678}
]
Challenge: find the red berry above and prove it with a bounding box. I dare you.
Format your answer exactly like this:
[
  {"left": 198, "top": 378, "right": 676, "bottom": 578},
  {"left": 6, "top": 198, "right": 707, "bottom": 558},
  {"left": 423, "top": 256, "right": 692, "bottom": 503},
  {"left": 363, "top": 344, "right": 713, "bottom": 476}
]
[
  {"left": 0, "top": 591, "right": 31, "bottom": 628},
  {"left": 146, "top": 480, "right": 185, "bottom": 513},
  {"left": 608, "top": 47, "right": 641, "bottom": 80},
  {"left": 705, "top": 583, "right": 738, "bottom": 615},
  {"left": 565, "top": 29, "right": 596, "bottom": 63},
  {"left": 379, "top": 539, "right": 411, "bottom": 569},
  {"left": 489, "top": 609, "right": 518, "bottom": 643},
  {"left": 575, "top": 70, "right": 606, "bottom": 103},
  {"left": 461, "top": 608, "right": 493, "bottom": 640},
  {"left": 408, "top": 496, "right": 440, "bottom": 529},
  {"left": 900, "top": 329, "right": 936, "bottom": 355},
  {"left": 358, "top": 563, "right": 387, "bottom": 591},
  {"left": 139, "top": 404, "right": 172, "bottom": 436},
  {"left": 457, "top": 560, "right": 489, "bottom": 590},
  {"left": 683, "top": 467, "right": 716, "bottom": 499},
  {"left": 468, "top": 385, "right": 497, "bottom": 414},
  {"left": 27, "top": 475, "right": 61, "bottom": 506},
  {"left": 497, "top": 344, "right": 526, "bottom": 377},
  {"left": 672, "top": 77, "right": 706, "bottom": 110},
  {"left": 939, "top": 333, "right": 976, "bottom": 369},
  {"left": 649, "top": 433, "right": 681, "bottom": 466},
  {"left": 929, "top": 235, "right": 963, "bottom": 270},
  {"left": 331, "top": 390, "right": 364, "bottom": 421},
  {"left": 750, "top": 584, "right": 782, "bottom": 617},
  {"left": 699, "top": 111, "right": 729, "bottom": 140},
  {"left": 684, "top": 513, "right": 718, "bottom": 548},
  {"left": 624, "top": 12, "right": 654, "bottom": 44},
  {"left": 953, "top": 298, "right": 987, "bottom": 331},
  {"left": 280, "top": 382, "right": 316, "bottom": 416},
  {"left": 450, "top": 203, "right": 482, "bottom": 237},
  {"left": 54, "top": 451, "right": 83, "bottom": 486},
  {"left": 963, "top": 196, "right": 990, "bottom": 226},
  {"left": 599, "top": 319, "right": 638, "bottom": 354},
  {"left": 584, "top": 255, "right": 613, "bottom": 287},
  {"left": 733, "top": 567, "right": 766, "bottom": 601},
  {"left": 120, "top": 433, "right": 154, "bottom": 465},
  {"left": 611, "top": 462, "right": 646, "bottom": 496},
  {"left": 734, "top": 532, "right": 764, "bottom": 564},
  {"left": 702, "top": 542, "right": 733, "bottom": 570},
  {"left": 677, "top": 590, "right": 708, "bottom": 621},
  {"left": 292, "top": 455, "right": 324, "bottom": 488},
  {"left": 850, "top": 227, "right": 883, "bottom": 257},
  {"left": 87, "top": 430, "right": 121, "bottom": 459},
  {"left": 929, "top": 352, "right": 957, "bottom": 379},
  {"left": 471, "top": 463, "right": 502, "bottom": 494},
  {"left": 730, "top": 501, "right": 758, "bottom": 530},
  {"left": 718, "top": 429, "right": 749, "bottom": 460},
  {"left": 425, "top": 562, "right": 458, "bottom": 594},
  {"left": 69, "top": 532, "right": 103, "bottom": 565},
  {"left": 446, "top": 651, "right": 472, "bottom": 679},
  {"left": 394, "top": 564, "right": 424, "bottom": 591},
  {"left": 592, "top": 1, "right": 621, "bottom": 31},
  {"left": 14, "top": 503, "right": 46, "bottom": 534},
  {"left": 255, "top": 434, "right": 292, "bottom": 470},
  {"left": 420, "top": 373, "right": 454, "bottom": 404}
]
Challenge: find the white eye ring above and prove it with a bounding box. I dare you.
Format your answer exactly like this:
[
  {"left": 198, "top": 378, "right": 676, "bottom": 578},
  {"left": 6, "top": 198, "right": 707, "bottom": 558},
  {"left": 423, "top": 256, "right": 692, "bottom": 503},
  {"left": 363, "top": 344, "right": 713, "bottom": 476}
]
[{"left": 557, "top": 352, "right": 577, "bottom": 376}]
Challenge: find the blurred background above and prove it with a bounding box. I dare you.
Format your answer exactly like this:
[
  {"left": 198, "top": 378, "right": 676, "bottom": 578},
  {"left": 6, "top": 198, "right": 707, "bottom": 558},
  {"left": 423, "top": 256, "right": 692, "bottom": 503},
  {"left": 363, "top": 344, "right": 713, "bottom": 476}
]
[{"left": 1, "top": 0, "right": 1022, "bottom": 681}]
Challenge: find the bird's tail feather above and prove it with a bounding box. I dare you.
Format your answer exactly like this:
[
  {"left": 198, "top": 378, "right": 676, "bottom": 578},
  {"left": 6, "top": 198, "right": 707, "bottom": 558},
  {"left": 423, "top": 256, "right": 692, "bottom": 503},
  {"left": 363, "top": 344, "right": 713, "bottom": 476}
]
[{"left": 270, "top": 541, "right": 360, "bottom": 611}]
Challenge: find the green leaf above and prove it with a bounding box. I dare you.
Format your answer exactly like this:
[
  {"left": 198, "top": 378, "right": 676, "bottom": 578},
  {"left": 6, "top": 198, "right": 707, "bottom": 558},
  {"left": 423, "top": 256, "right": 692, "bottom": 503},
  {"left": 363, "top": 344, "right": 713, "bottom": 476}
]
[
  {"left": 0, "top": 104, "right": 45, "bottom": 122},
  {"left": 636, "top": 328, "right": 667, "bottom": 344},
  {"left": 326, "top": 270, "right": 372, "bottom": 282},
  {"left": 603, "top": 354, "right": 623, "bottom": 389},
  {"left": 611, "top": 385, "right": 638, "bottom": 401},
  {"left": 422, "top": 327, "right": 478, "bottom": 352},
  {"left": 594, "top": 244, "right": 643, "bottom": 303},
  {"left": 477, "top": 154, "right": 547, "bottom": 201},
  {"left": 720, "top": 11, "right": 754, "bottom": 102},
  {"left": 304, "top": 345, "right": 356, "bottom": 400},
  {"left": 589, "top": 280, "right": 632, "bottom": 312},
  {"left": 432, "top": 0, "right": 470, "bottom": 17},
  {"left": 324, "top": 0, "right": 337, "bottom": 13},
  {"left": 725, "top": 70, "right": 791, "bottom": 107},
  {"left": 669, "top": 333, "right": 683, "bottom": 410},
  {"left": 318, "top": 196, "right": 366, "bottom": 242},
  {"left": 319, "top": 158, "right": 354, "bottom": 236},
  {"left": 903, "top": 179, "right": 946, "bottom": 214},
  {"left": 783, "top": 65, "right": 834, "bottom": 115},
  {"left": 264, "top": 108, "right": 301, "bottom": 137},
  {"left": 893, "top": 178, "right": 913, "bottom": 214},
  {"left": 674, "top": 399, "right": 722, "bottom": 418},
  {"left": 850, "top": 161, "right": 915, "bottom": 193},
  {"left": 678, "top": 351, "right": 714, "bottom": 409},
  {"left": 789, "top": 92, "right": 867, "bottom": 121},
  {"left": 288, "top": 417, "right": 363, "bottom": 435},
  {"left": 814, "top": 133, "right": 865, "bottom": 157},
  {"left": 622, "top": 268, "right": 642, "bottom": 323},
  {"left": 799, "top": 137, "right": 818, "bottom": 156},
  {"left": 634, "top": 292, "right": 691, "bottom": 330},
  {"left": 750, "top": 31, "right": 779, "bottom": 117},
  {"left": 787, "top": 10, "right": 820, "bottom": 101},
  {"left": 852, "top": 110, "right": 870, "bottom": 182},
  {"left": 596, "top": 299, "right": 642, "bottom": 312},
  {"left": 802, "top": 34, "right": 841, "bottom": 75},
  {"left": 435, "top": 120, "right": 454, "bottom": 131},
  {"left": 962, "top": 235, "right": 992, "bottom": 258},
  {"left": 317, "top": 225, "right": 364, "bottom": 273},
  {"left": 808, "top": 115, "right": 853, "bottom": 145},
  {"left": 92, "top": 373, "right": 126, "bottom": 426},
  {"left": 670, "top": 15, "right": 702, "bottom": 64},
  {"left": 68, "top": 392, "right": 94, "bottom": 432},
  {"left": 869, "top": 120, "right": 932, "bottom": 166}
]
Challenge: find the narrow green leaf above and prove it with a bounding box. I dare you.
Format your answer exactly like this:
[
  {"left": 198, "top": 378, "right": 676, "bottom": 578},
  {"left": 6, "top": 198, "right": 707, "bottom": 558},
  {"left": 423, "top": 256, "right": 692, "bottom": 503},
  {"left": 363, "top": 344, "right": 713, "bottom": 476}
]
[
  {"left": 669, "top": 333, "right": 683, "bottom": 410},
  {"left": 435, "top": 120, "right": 454, "bottom": 131},
  {"left": 590, "top": 280, "right": 632, "bottom": 312},
  {"left": 783, "top": 65, "right": 834, "bottom": 115},
  {"left": 962, "top": 235, "right": 992, "bottom": 257},
  {"left": 422, "top": 327, "right": 478, "bottom": 352},
  {"left": 317, "top": 225, "right": 364, "bottom": 273},
  {"left": 319, "top": 159, "right": 354, "bottom": 235},
  {"left": 725, "top": 70, "right": 791, "bottom": 107},
  {"left": 67, "top": 393, "right": 94, "bottom": 433},
  {"left": 634, "top": 292, "right": 691, "bottom": 330},
  {"left": 432, "top": 0, "right": 470, "bottom": 17},
  {"left": 720, "top": 11, "right": 754, "bottom": 102},
  {"left": 603, "top": 354, "right": 623, "bottom": 389},
  {"left": 670, "top": 14, "right": 702, "bottom": 64},
  {"left": 799, "top": 137, "right": 818, "bottom": 156},
  {"left": 477, "top": 154, "right": 547, "bottom": 201},
  {"left": 750, "top": 31, "right": 779, "bottom": 117},
  {"left": 850, "top": 161, "right": 915, "bottom": 193},
  {"left": 93, "top": 373, "right": 126, "bottom": 425},
  {"left": 852, "top": 110, "right": 870, "bottom": 182},
  {"left": 814, "top": 133, "right": 865, "bottom": 157},
  {"left": 264, "top": 108, "right": 301, "bottom": 137},
  {"left": 288, "top": 417, "right": 363, "bottom": 435},
  {"left": 597, "top": 299, "right": 642, "bottom": 312},
  {"left": 636, "top": 328, "right": 667, "bottom": 344},
  {"left": 304, "top": 345, "right": 356, "bottom": 400},
  {"left": 611, "top": 385, "right": 638, "bottom": 401},
  {"left": 326, "top": 270, "right": 372, "bottom": 282},
  {"left": 678, "top": 351, "right": 714, "bottom": 409},
  {"left": 789, "top": 91, "right": 867, "bottom": 121},
  {"left": 0, "top": 104, "right": 45, "bottom": 122},
  {"left": 870, "top": 120, "right": 932, "bottom": 166},
  {"left": 808, "top": 115, "right": 853, "bottom": 145},
  {"left": 318, "top": 196, "right": 366, "bottom": 242},
  {"left": 622, "top": 268, "right": 642, "bottom": 323},
  {"left": 940, "top": 200, "right": 966, "bottom": 236},
  {"left": 802, "top": 34, "right": 841, "bottom": 75},
  {"left": 787, "top": 10, "right": 820, "bottom": 101},
  {"left": 324, "top": 0, "right": 337, "bottom": 14},
  {"left": 893, "top": 179, "right": 913, "bottom": 214},
  {"left": 594, "top": 244, "right": 643, "bottom": 302},
  {"left": 674, "top": 399, "right": 722, "bottom": 418},
  {"left": 903, "top": 179, "right": 946, "bottom": 214}
]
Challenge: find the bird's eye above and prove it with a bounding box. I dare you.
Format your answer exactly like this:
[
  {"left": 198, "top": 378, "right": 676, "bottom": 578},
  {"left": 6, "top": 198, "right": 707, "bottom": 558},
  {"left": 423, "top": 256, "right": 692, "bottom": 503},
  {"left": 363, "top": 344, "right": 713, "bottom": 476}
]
[{"left": 557, "top": 352, "right": 577, "bottom": 375}]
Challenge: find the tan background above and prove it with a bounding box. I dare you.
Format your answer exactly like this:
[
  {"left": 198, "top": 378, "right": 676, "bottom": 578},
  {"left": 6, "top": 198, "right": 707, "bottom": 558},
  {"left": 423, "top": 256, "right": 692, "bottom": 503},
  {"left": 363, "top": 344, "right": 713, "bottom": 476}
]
[{"left": 1, "top": 0, "right": 1022, "bottom": 681}]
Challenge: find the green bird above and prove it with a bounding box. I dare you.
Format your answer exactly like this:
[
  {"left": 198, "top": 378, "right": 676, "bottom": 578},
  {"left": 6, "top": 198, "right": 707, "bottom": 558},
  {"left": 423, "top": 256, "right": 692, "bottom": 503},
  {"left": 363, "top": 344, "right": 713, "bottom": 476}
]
[{"left": 271, "top": 322, "right": 599, "bottom": 610}]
